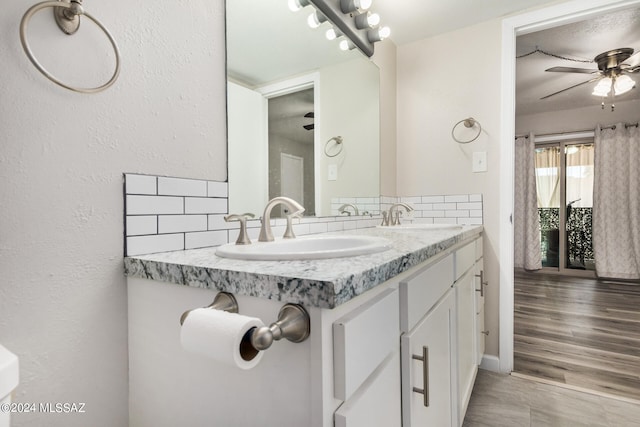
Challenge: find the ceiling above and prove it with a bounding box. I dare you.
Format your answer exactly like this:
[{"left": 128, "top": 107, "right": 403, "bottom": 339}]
[{"left": 371, "top": 1, "right": 640, "bottom": 116}]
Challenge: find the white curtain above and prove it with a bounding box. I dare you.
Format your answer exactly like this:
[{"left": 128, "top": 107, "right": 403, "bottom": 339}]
[
  {"left": 593, "top": 123, "right": 640, "bottom": 280},
  {"left": 514, "top": 134, "right": 542, "bottom": 270}
]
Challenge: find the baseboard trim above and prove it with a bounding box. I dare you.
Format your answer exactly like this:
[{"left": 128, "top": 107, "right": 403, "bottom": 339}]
[{"left": 479, "top": 354, "right": 500, "bottom": 372}]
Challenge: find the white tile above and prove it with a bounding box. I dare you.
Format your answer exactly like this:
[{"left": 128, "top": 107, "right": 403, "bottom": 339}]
[
  {"left": 126, "top": 215, "right": 157, "bottom": 236},
  {"left": 413, "top": 203, "right": 434, "bottom": 211},
  {"left": 125, "top": 174, "right": 156, "bottom": 195},
  {"left": 412, "top": 218, "right": 435, "bottom": 224},
  {"left": 422, "top": 210, "right": 445, "bottom": 218},
  {"left": 185, "top": 230, "right": 228, "bottom": 249},
  {"left": 126, "top": 234, "right": 183, "bottom": 256},
  {"left": 446, "top": 210, "right": 469, "bottom": 218},
  {"left": 445, "top": 195, "right": 469, "bottom": 203},
  {"left": 208, "top": 181, "right": 228, "bottom": 198},
  {"left": 457, "top": 217, "right": 483, "bottom": 225},
  {"left": 457, "top": 202, "right": 483, "bottom": 210},
  {"left": 434, "top": 218, "right": 457, "bottom": 224},
  {"left": 126, "top": 195, "right": 183, "bottom": 215},
  {"left": 400, "top": 196, "right": 421, "bottom": 204},
  {"left": 328, "top": 222, "right": 344, "bottom": 232},
  {"left": 433, "top": 203, "right": 458, "bottom": 211},
  {"left": 470, "top": 210, "right": 484, "bottom": 218},
  {"left": 158, "top": 215, "right": 208, "bottom": 233},
  {"left": 421, "top": 195, "right": 444, "bottom": 203},
  {"left": 185, "top": 197, "right": 227, "bottom": 214},
  {"left": 344, "top": 220, "right": 357, "bottom": 230},
  {"left": 158, "top": 177, "right": 207, "bottom": 197},
  {"left": 469, "top": 194, "right": 483, "bottom": 202},
  {"left": 309, "top": 223, "right": 328, "bottom": 234},
  {"left": 292, "top": 223, "right": 310, "bottom": 236}
]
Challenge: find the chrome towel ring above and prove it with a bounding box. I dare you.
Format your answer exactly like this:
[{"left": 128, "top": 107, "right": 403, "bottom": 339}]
[
  {"left": 452, "top": 117, "right": 482, "bottom": 144},
  {"left": 19, "top": 0, "right": 121, "bottom": 94},
  {"left": 324, "top": 136, "right": 344, "bottom": 157}
]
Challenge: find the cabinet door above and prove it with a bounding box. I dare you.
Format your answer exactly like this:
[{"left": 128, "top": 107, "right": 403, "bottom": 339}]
[
  {"left": 455, "top": 268, "right": 477, "bottom": 425},
  {"left": 334, "top": 351, "right": 401, "bottom": 427},
  {"left": 475, "top": 260, "right": 486, "bottom": 365},
  {"left": 401, "top": 289, "right": 455, "bottom": 427}
]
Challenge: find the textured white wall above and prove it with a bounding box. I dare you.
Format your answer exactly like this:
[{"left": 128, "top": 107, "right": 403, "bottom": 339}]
[
  {"left": 396, "top": 19, "right": 503, "bottom": 358},
  {"left": 0, "top": 1, "right": 226, "bottom": 426}
]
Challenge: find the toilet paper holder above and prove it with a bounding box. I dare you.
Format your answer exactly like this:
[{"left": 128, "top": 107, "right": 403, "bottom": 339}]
[
  {"left": 180, "top": 291, "right": 239, "bottom": 325},
  {"left": 180, "top": 292, "right": 310, "bottom": 353}
]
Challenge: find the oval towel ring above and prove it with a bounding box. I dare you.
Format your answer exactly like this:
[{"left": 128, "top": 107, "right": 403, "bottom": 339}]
[
  {"left": 20, "top": 0, "right": 121, "bottom": 94},
  {"left": 324, "top": 136, "right": 343, "bottom": 157},
  {"left": 452, "top": 117, "right": 482, "bottom": 144}
]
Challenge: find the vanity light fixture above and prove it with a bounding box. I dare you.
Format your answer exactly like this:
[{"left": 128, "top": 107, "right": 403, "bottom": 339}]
[
  {"left": 340, "top": 0, "right": 372, "bottom": 13},
  {"left": 288, "top": 0, "right": 311, "bottom": 12},
  {"left": 354, "top": 11, "right": 380, "bottom": 29},
  {"left": 307, "top": 10, "right": 328, "bottom": 28},
  {"left": 367, "top": 26, "right": 390, "bottom": 42}
]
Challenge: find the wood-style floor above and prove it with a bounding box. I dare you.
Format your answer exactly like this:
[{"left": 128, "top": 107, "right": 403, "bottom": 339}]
[
  {"left": 463, "top": 369, "right": 640, "bottom": 426},
  {"left": 514, "top": 270, "right": 640, "bottom": 402}
]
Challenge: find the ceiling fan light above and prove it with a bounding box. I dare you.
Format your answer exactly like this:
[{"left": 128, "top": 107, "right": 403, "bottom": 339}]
[
  {"left": 592, "top": 77, "right": 612, "bottom": 97},
  {"left": 614, "top": 75, "right": 635, "bottom": 95}
]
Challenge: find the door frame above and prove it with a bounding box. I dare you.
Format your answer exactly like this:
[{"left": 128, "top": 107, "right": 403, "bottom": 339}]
[{"left": 499, "top": 0, "right": 640, "bottom": 373}]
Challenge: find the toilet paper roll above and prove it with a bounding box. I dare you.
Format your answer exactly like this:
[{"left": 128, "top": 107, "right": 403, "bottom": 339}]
[{"left": 180, "top": 308, "right": 265, "bottom": 370}]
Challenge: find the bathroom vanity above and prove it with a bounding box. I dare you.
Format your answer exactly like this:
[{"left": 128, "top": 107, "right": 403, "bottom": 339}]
[{"left": 125, "top": 225, "right": 484, "bottom": 427}]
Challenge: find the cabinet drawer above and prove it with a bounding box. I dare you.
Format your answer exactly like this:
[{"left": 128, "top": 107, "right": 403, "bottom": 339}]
[
  {"left": 400, "top": 254, "right": 454, "bottom": 333},
  {"left": 455, "top": 243, "right": 475, "bottom": 281},
  {"left": 334, "top": 288, "right": 399, "bottom": 401}
]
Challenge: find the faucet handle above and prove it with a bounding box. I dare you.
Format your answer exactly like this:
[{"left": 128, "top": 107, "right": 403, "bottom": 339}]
[
  {"left": 224, "top": 213, "right": 255, "bottom": 245},
  {"left": 283, "top": 211, "right": 303, "bottom": 239},
  {"left": 381, "top": 211, "right": 389, "bottom": 226}
]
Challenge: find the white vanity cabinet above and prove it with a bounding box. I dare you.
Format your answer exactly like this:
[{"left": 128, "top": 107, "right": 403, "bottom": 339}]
[{"left": 454, "top": 241, "right": 480, "bottom": 425}]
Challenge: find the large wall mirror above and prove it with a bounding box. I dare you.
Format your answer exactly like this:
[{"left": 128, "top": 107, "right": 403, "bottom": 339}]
[{"left": 226, "top": 0, "right": 381, "bottom": 217}]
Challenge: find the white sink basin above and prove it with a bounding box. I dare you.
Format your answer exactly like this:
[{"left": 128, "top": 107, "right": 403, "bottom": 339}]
[
  {"left": 378, "top": 224, "right": 463, "bottom": 230},
  {"left": 216, "top": 235, "right": 392, "bottom": 261}
]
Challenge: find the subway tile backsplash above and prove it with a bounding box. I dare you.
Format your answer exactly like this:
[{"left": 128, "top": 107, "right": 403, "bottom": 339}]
[{"left": 124, "top": 173, "right": 483, "bottom": 256}]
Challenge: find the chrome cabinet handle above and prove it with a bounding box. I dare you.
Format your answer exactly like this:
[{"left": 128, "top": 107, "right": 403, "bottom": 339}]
[
  {"left": 412, "top": 346, "right": 429, "bottom": 407},
  {"left": 474, "top": 270, "right": 488, "bottom": 297}
]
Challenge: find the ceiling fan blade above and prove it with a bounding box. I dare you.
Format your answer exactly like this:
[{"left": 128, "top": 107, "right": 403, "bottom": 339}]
[
  {"left": 540, "top": 77, "right": 602, "bottom": 100},
  {"left": 545, "top": 66, "right": 597, "bottom": 74},
  {"left": 622, "top": 64, "right": 640, "bottom": 73},
  {"left": 624, "top": 50, "right": 640, "bottom": 67},
  {"left": 304, "top": 112, "right": 314, "bottom": 118},
  {"left": 303, "top": 124, "right": 314, "bottom": 131}
]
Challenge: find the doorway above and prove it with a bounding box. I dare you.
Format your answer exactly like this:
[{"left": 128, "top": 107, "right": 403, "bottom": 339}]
[
  {"left": 535, "top": 139, "right": 595, "bottom": 274},
  {"left": 499, "top": 0, "right": 640, "bottom": 374}
]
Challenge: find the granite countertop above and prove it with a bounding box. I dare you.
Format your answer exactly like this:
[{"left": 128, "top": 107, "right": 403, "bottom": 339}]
[{"left": 124, "top": 225, "right": 483, "bottom": 309}]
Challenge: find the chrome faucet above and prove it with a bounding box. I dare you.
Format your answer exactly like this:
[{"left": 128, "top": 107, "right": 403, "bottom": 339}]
[
  {"left": 258, "top": 197, "right": 305, "bottom": 242},
  {"left": 387, "top": 203, "right": 414, "bottom": 226},
  {"left": 338, "top": 203, "right": 359, "bottom": 216}
]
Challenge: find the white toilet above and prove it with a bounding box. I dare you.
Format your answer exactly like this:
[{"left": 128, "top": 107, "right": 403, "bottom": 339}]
[{"left": 0, "top": 345, "right": 19, "bottom": 427}]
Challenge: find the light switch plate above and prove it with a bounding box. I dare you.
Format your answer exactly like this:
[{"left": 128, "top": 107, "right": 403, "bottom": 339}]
[
  {"left": 328, "top": 164, "right": 338, "bottom": 181},
  {"left": 472, "top": 151, "right": 487, "bottom": 173}
]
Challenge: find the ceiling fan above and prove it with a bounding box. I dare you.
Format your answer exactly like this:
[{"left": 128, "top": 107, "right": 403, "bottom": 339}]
[
  {"left": 541, "top": 47, "right": 640, "bottom": 99},
  {"left": 303, "top": 112, "right": 314, "bottom": 131}
]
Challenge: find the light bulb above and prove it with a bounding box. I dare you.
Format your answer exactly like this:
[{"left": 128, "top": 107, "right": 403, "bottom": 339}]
[
  {"left": 357, "top": 0, "right": 373, "bottom": 10},
  {"left": 326, "top": 28, "right": 341, "bottom": 40},
  {"left": 339, "top": 40, "right": 355, "bottom": 51},
  {"left": 288, "top": 0, "right": 309, "bottom": 12},
  {"left": 368, "top": 26, "right": 390, "bottom": 42},
  {"left": 307, "top": 12, "right": 326, "bottom": 29},
  {"left": 592, "top": 77, "right": 611, "bottom": 97},
  {"left": 367, "top": 13, "right": 380, "bottom": 27},
  {"left": 355, "top": 11, "right": 380, "bottom": 29},
  {"left": 340, "top": 0, "right": 372, "bottom": 13},
  {"left": 614, "top": 75, "right": 635, "bottom": 95}
]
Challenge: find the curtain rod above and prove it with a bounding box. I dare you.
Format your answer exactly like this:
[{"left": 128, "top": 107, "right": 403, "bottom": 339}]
[{"left": 515, "top": 121, "right": 639, "bottom": 140}]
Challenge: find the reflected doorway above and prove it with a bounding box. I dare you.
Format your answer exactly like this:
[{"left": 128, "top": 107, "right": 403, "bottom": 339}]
[{"left": 267, "top": 88, "right": 316, "bottom": 217}]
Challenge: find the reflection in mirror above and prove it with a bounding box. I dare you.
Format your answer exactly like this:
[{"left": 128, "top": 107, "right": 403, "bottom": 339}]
[{"left": 226, "top": 0, "right": 380, "bottom": 217}]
